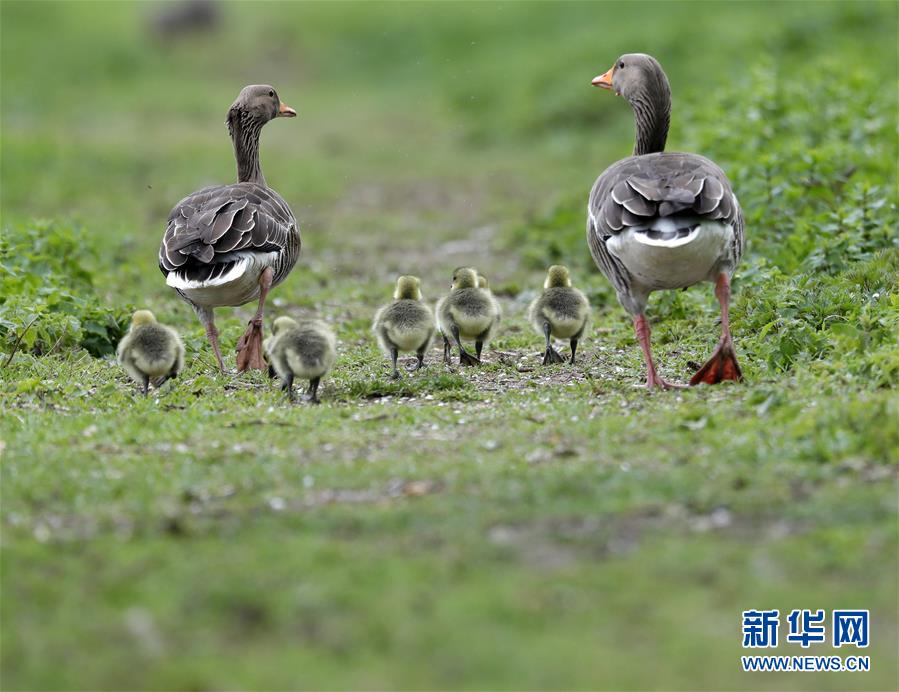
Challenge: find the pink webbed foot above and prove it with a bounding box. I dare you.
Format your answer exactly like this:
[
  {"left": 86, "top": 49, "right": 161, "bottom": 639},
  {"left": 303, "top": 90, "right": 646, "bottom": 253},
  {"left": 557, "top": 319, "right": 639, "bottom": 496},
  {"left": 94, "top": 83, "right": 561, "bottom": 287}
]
[
  {"left": 689, "top": 337, "right": 743, "bottom": 386},
  {"left": 642, "top": 371, "right": 687, "bottom": 390},
  {"left": 236, "top": 319, "right": 266, "bottom": 372}
]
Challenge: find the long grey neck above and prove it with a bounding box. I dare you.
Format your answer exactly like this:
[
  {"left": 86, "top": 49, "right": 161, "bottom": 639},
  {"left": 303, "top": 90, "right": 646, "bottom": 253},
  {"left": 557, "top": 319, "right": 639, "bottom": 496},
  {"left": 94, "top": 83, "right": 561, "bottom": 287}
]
[
  {"left": 628, "top": 80, "right": 670, "bottom": 156},
  {"left": 228, "top": 109, "right": 266, "bottom": 186}
]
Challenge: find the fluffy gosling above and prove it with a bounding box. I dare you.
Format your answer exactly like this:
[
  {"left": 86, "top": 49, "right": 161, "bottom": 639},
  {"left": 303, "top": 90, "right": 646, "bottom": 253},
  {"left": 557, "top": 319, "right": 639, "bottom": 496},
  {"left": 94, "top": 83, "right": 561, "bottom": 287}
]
[
  {"left": 116, "top": 310, "right": 185, "bottom": 395},
  {"left": 263, "top": 316, "right": 336, "bottom": 403},
  {"left": 477, "top": 273, "right": 502, "bottom": 343},
  {"left": 372, "top": 276, "right": 435, "bottom": 379},
  {"left": 528, "top": 265, "right": 590, "bottom": 365},
  {"left": 436, "top": 267, "right": 500, "bottom": 366}
]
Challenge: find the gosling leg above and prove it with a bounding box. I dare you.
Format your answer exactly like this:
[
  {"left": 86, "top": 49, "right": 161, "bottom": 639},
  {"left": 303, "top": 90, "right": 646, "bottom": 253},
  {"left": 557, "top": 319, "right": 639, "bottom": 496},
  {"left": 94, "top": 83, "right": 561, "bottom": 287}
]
[
  {"left": 282, "top": 372, "right": 296, "bottom": 402},
  {"left": 541, "top": 322, "right": 564, "bottom": 365},
  {"left": 442, "top": 335, "right": 452, "bottom": 365},
  {"left": 305, "top": 377, "right": 321, "bottom": 405},
  {"left": 452, "top": 324, "right": 480, "bottom": 366},
  {"left": 154, "top": 371, "right": 178, "bottom": 389},
  {"left": 390, "top": 346, "right": 400, "bottom": 379},
  {"left": 415, "top": 344, "right": 427, "bottom": 371}
]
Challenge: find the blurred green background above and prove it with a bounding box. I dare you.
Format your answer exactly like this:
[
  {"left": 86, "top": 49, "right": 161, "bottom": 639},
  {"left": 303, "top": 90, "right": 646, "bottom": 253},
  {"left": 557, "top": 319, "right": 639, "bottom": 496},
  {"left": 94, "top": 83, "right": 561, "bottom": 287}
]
[{"left": 2, "top": 1, "right": 897, "bottom": 690}]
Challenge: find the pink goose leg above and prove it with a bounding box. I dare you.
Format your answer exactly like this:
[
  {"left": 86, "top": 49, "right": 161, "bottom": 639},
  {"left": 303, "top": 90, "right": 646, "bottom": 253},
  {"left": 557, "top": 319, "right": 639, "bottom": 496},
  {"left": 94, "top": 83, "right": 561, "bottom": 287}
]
[
  {"left": 690, "top": 273, "right": 743, "bottom": 385},
  {"left": 633, "top": 313, "right": 685, "bottom": 390},
  {"left": 236, "top": 267, "right": 274, "bottom": 372},
  {"left": 197, "top": 306, "right": 226, "bottom": 372}
]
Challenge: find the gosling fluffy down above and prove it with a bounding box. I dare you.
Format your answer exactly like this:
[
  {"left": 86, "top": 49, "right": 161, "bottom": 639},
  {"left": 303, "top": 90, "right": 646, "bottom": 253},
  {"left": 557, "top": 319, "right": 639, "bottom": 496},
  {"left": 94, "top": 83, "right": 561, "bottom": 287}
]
[
  {"left": 477, "top": 273, "right": 503, "bottom": 342},
  {"left": 264, "top": 316, "right": 336, "bottom": 403},
  {"left": 116, "top": 310, "right": 185, "bottom": 395},
  {"left": 528, "top": 265, "right": 590, "bottom": 365},
  {"left": 436, "top": 267, "right": 500, "bottom": 366},
  {"left": 372, "top": 276, "right": 435, "bottom": 378}
]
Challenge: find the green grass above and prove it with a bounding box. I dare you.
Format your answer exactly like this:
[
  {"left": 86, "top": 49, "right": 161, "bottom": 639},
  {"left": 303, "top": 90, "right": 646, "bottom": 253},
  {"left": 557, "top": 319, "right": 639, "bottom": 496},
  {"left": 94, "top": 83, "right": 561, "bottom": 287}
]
[{"left": 2, "top": 1, "right": 898, "bottom": 690}]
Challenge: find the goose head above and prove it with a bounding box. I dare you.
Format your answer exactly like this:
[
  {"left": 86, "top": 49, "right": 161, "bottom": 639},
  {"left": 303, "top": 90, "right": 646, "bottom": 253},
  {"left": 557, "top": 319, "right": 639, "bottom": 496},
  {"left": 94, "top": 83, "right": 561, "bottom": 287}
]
[
  {"left": 592, "top": 53, "right": 671, "bottom": 156},
  {"left": 451, "top": 267, "right": 479, "bottom": 290},
  {"left": 271, "top": 315, "right": 299, "bottom": 336},
  {"left": 227, "top": 84, "right": 296, "bottom": 127},
  {"left": 130, "top": 310, "right": 157, "bottom": 328},
  {"left": 394, "top": 275, "right": 422, "bottom": 300},
  {"left": 592, "top": 54, "right": 669, "bottom": 101},
  {"left": 477, "top": 274, "right": 490, "bottom": 290},
  {"left": 226, "top": 85, "right": 295, "bottom": 185},
  {"left": 545, "top": 265, "right": 572, "bottom": 289}
]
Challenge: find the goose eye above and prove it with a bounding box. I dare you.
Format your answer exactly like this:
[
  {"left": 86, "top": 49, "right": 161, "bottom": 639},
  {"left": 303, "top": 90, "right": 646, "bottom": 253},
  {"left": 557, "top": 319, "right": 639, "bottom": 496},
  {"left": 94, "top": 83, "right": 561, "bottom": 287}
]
[
  {"left": 268, "top": 90, "right": 275, "bottom": 98},
  {"left": 618, "top": 61, "right": 624, "bottom": 69}
]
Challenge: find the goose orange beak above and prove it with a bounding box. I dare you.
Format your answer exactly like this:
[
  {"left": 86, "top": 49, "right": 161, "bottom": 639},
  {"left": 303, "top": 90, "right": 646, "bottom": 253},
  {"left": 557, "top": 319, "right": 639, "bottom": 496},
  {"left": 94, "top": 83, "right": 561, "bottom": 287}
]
[
  {"left": 592, "top": 66, "right": 614, "bottom": 90},
  {"left": 278, "top": 102, "right": 297, "bottom": 117}
]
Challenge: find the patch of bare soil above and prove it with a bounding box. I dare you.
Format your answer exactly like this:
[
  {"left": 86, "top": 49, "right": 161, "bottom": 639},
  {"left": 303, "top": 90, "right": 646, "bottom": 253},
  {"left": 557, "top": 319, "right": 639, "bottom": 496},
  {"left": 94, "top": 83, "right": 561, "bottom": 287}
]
[
  {"left": 376, "top": 342, "right": 628, "bottom": 397},
  {"left": 304, "top": 178, "right": 518, "bottom": 280},
  {"left": 486, "top": 507, "right": 815, "bottom": 570},
  {"left": 12, "top": 477, "right": 446, "bottom": 544}
]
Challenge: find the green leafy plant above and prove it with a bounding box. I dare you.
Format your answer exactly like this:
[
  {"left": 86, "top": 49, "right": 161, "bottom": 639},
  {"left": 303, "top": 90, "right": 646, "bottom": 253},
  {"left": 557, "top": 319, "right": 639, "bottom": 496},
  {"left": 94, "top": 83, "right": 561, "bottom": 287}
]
[{"left": 0, "top": 221, "right": 131, "bottom": 358}]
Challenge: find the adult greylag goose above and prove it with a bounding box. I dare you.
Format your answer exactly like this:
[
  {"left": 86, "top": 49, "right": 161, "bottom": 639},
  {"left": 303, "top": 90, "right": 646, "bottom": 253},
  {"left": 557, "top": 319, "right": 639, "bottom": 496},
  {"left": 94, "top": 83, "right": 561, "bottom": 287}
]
[
  {"left": 159, "top": 85, "right": 300, "bottom": 372},
  {"left": 587, "top": 54, "right": 744, "bottom": 389}
]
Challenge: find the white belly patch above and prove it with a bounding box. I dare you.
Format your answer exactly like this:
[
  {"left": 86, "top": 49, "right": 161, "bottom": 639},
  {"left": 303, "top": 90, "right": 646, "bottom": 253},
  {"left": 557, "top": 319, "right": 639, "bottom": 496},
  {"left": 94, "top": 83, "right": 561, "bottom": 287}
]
[
  {"left": 608, "top": 220, "right": 733, "bottom": 290},
  {"left": 168, "top": 251, "right": 280, "bottom": 308}
]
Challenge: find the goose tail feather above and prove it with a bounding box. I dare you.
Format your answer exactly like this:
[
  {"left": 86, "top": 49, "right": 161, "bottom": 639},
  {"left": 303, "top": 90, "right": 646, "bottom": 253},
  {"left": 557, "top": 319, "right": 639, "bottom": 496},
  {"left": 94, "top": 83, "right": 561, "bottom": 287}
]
[{"left": 165, "top": 257, "right": 250, "bottom": 290}]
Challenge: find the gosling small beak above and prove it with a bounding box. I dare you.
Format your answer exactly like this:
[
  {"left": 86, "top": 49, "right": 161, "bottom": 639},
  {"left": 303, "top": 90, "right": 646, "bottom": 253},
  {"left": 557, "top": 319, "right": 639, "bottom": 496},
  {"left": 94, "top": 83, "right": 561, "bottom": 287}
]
[
  {"left": 278, "top": 102, "right": 297, "bottom": 118},
  {"left": 591, "top": 66, "right": 614, "bottom": 90}
]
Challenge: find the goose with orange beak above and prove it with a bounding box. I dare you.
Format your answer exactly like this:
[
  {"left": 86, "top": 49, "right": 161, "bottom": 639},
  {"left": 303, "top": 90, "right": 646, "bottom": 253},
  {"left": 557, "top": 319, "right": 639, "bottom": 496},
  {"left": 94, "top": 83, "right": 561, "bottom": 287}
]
[
  {"left": 159, "top": 85, "right": 301, "bottom": 373},
  {"left": 586, "top": 54, "right": 745, "bottom": 389}
]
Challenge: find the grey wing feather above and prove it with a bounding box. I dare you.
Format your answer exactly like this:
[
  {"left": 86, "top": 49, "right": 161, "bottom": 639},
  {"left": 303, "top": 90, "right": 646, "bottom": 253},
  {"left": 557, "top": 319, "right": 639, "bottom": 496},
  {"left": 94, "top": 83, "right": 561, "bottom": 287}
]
[
  {"left": 586, "top": 152, "right": 744, "bottom": 290},
  {"left": 159, "top": 182, "right": 300, "bottom": 281},
  {"left": 589, "top": 153, "right": 741, "bottom": 237}
]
